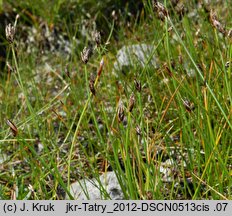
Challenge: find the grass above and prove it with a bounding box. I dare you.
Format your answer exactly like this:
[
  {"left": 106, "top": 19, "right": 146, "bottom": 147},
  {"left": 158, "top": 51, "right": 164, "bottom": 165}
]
[{"left": 0, "top": 0, "right": 231, "bottom": 200}]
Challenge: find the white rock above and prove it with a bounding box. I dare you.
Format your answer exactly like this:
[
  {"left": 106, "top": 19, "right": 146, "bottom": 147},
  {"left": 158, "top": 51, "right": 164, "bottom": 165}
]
[
  {"left": 113, "top": 44, "right": 158, "bottom": 76},
  {"left": 66, "top": 171, "right": 124, "bottom": 200}
]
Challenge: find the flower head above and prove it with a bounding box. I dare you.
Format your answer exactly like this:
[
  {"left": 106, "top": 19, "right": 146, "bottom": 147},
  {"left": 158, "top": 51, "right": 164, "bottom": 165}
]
[
  {"left": 93, "top": 31, "right": 101, "bottom": 45},
  {"left": 5, "top": 23, "right": 15, "bottom": 43},
  {"left": 117, "top": 100, "right": 125, "bottom": 122},
  {"left": 81, "top": 46, "right": 93, "bottom": 64},
  {"left": 128, "top": 92, "right": 135, "bottom": 112}
]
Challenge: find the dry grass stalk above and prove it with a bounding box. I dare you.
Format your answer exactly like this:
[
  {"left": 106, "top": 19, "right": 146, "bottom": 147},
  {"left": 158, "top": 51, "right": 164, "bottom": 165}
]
[{"left": 97, "top": 59, "right": 104, "bottom": 77}]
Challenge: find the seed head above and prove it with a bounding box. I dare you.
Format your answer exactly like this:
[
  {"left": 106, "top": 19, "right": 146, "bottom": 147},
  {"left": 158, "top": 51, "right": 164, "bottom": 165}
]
[
  {"left": 225, "top": 61, "right": 231, "bottom": 69},
  {"left": 227, "top": 29, "right": 232, "bottom": 39},
  {"left": 134, "top": 78, "right": 141, "bottom": 92},
  {"left": 128, "top": 92, "right": 135, "bottom": 112},
  {"left": 164, "top": 63, "right": 172, "bottom": 77},
  {"left": 135, "top": 125, "right": 142, "bottom": 136},
  {"left": 117, "top": 100, "right": 125, "bottom": 123},
  {"left": 146, "top": 191, "right": 153, "bottom": 200},
  {"left": 81, "top": 46, "right": 93, "bottom": 64},
  {"left": 93, "top": 31, "right": 101, "bottom": 45},
  {"left": 5, "top": 23, "right": 15, "bottom": 44},
  {"left": 65, "top": 64, "right": 70, "bottom": 78},
  {"left": 111, "top": 10, "right": 118, "bottom": 21},
  {"left": 182, "top": 98, "right": 195, "bottom": 112},
  {"left": 89, "top": 73, "right": 96, "bottom": 95},
  {"left": 97, "top": 58, "right": 104, "bottom": 77},
  {"left": 153, "top": 1, "right": 169, "bottom": 21},
  {"left": 209, "top": 10, "right": 225, "bottom": 35},
  {"left": 6, "top": 119, "right": 18, "bottom": 137}
]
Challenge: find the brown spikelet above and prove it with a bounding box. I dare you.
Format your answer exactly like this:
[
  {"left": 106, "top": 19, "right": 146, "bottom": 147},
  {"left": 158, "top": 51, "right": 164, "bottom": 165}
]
[
  {"left": 146, "top": 191, "right": 153, "bottom": 200},
  {"left": 153, "top": 1, "right": 169, "bottom": 21},
  {"left": 6, "top": 119, "right": 18, "bottom": 136},
  {"left": 209, "top": 10, "right": 226, "bottom": 35},
  {"left": 93, "top": 31, "right": 101, "bottom": 46},
  {"left": 89, "top": 73, "right": 96, "bottom": 95},
  {"left": 182, "top": 99, "right": 195, "bottom": 112},
  {"left": 65, "top": 64, "right": 70, "bottom": 78},
  {"left": 135, "top": 125, "right": 142, "bottom": 136},
  {"left": 81, "top": 46, "right": 93, "bottom": 64},
  {"left": 117, "top": 100, "right": 124, "bottom": 122},
  {"left": 97, "top": 59, "right": 104, "bottom": 77},
  {"left": 5, "top": 23, "right": 15, "bottom": 44},
  {"left": 128, "top": 92, "right": 135, "bottom": 112},
  {"left": 164, "top": 63, "right": 172, "bottom": 77},
  {"left": 227, "top": 29, "right": 232, "bottom": 39},
  {"left": 134, "top": 78, "right": 141, "bottom": 92}
]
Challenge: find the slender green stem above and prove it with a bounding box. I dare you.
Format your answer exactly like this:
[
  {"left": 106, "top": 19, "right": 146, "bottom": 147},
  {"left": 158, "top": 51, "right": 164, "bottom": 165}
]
[
  {"left": 67, "top": 63, "right": 103, "bottom": 190},
  {"left": 168, "top": 18, "right": 232, "bottom": 130}
]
